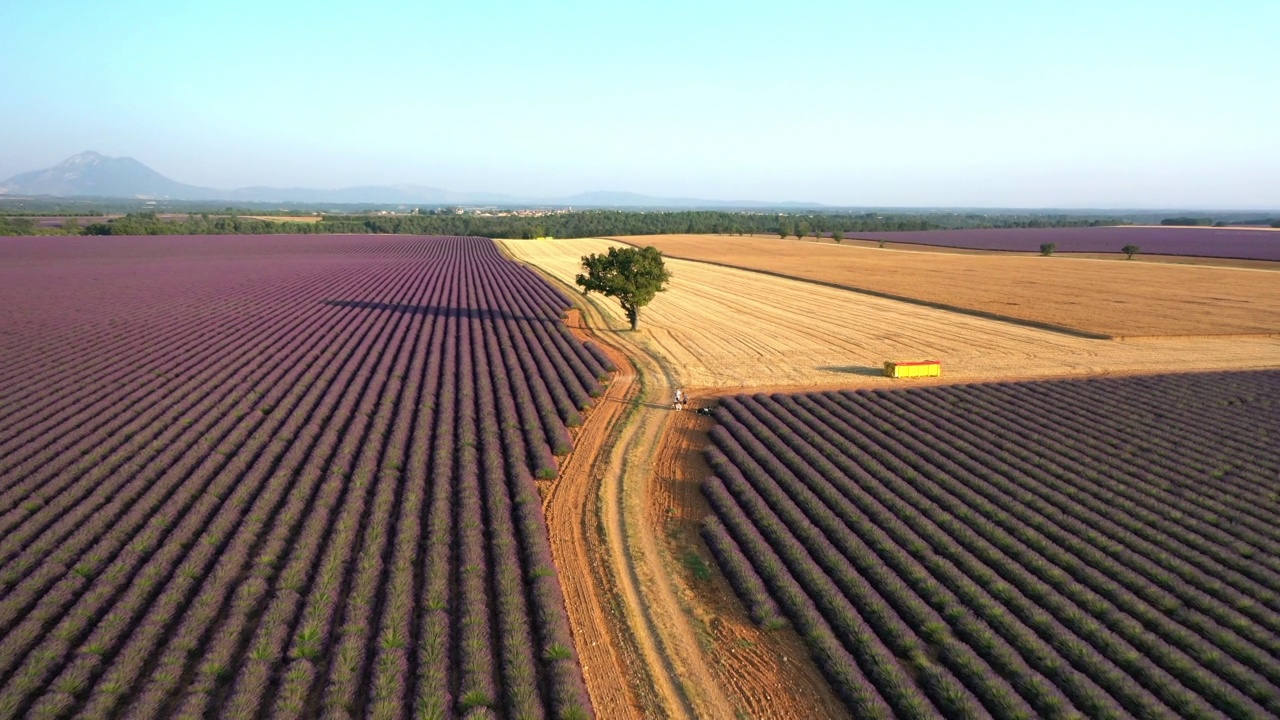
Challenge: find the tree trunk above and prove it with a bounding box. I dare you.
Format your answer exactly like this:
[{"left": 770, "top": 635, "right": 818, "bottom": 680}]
[{"left": 625, "top": 304, "right": 639, "bottom": 331}]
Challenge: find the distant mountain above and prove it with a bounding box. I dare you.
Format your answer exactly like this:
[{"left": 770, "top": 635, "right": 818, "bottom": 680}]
[
  {"left": 0, "top": 151, "right": 216, "bottom": 200},
  {"left": 1, "top": 152, "right": 823, "bottom": 208}
]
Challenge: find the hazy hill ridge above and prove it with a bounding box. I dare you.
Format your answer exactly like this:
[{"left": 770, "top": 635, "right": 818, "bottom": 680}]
[{"left": 0, "top": 152, "right": 818, "bottom": 208}]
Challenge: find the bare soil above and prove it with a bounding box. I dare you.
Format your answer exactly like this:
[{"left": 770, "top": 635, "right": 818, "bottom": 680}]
[
  {"left": 613, "top": 233, "right": 1280, "bottom": 337},
  {"left": 540, "top": 310, "right": 652, "bottom": 718}
]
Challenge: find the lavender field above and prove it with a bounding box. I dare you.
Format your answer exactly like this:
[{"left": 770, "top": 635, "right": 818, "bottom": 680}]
[
  {"left": 845, "top": 226, "right": 1280, "bottom": 261},
  {"left": 0, "top": 235, "right": 611, "bottom": 718},
  {"left": 703, "top": 372, "right": 1280, "bottom": 718}
]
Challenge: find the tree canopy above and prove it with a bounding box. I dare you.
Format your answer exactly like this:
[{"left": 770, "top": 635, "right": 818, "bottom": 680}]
[{"left": 575, "top": 246, "right": 672, "bottom": 331}]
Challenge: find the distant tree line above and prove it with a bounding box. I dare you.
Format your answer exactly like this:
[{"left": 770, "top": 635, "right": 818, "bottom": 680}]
[
  {"left": 59, "top": 210, "right": 1129, "bottom": 238},
  {"left": 81, "top": 213, "right": 264, "bottom": 236}
]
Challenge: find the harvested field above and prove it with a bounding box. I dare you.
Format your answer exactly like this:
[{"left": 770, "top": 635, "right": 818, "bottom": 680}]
[
  {"left": 701, "top": 372, "right": 1280, "bottom": 718},
  {"left": 0, "top": 234, "right": 603, "bottom": 718},
  {"left": 613, "top": 234, "right": 1280, "bottom": 338},
  {"left": 500, "top": 238, "right": 1280, "bottom": 390}
]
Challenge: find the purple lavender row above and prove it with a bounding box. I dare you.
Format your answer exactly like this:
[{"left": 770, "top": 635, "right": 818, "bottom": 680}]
[
  {"left": 788, "top": 391, "right": 1183, "bottom": 717},
  {"left": 872, "top": 382, "right": 1280, "bottom": 625},
  {"left": 0, "top": 262, "right": 421, "bottom": 717},
  {"left": 702, "top": 474, "right": 896, "bottom": 718},
  {"left": 842, "top": 226, "right": 1280, "bottom": 261},
  {"left": 709, "top": 416, "right": 1010, "bottom": 719},
  {"left": 0, "top": 235, "right": 606, "bottom": 717},
  {"left": 817, "top": 391, "right": 1266, "bottom": 718},
  {"left": 721, "top": 396, "right": 1062, "bottom": 718},
  {"left": 721, "top": 371, "right": 1280, "bottom": 712},
  {"left": 766, "top": 393, "right": 1147, "bottom": 718},
  {"left": 76, "top": 259, "right": 428, "bottom": 719},
  {"left": 880, "top": 389, "right": 1280, "bottom": 674},
  {"left": 476, "top": 303, "right": 547, "bottom": 719},
  {"left": 699, "top": 517, "right": 786, "bottom": 630},
  {"left": 972, "top": 379, "right": 1280, "bottom": 562}
]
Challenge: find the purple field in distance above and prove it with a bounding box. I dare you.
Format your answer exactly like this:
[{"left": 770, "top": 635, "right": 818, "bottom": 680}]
[{"left": 845, "top": 226, "right": 1280, "bottom": 261}]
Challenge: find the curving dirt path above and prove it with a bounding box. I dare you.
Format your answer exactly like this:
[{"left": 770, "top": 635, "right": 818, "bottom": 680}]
[
  {"left": 537, "top": 293, "right": 736, "bottom": 717},
  {"left": 552, "top": 298, "right": 848, "bottom": 718},
  {"left": 539, "top": 309, "right": 650, "bottom": 717}
]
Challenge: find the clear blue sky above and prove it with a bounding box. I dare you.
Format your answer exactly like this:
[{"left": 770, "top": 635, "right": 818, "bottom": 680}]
[{"left": 2, "top": 0, "right": 1277, "bottom": 208}]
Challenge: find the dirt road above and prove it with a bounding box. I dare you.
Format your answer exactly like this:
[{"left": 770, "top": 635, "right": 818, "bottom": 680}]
[
  {"left": 539, "top": 311, "right": 650, "bottom": 717},
  {"left": 536, "top": 282, "right": 736, "bottom": 718}
]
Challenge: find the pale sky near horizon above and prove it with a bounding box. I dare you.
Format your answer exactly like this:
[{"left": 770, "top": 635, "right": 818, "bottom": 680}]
[{"left": 2, "top": 0, "right": 1277, "bottom": 209}]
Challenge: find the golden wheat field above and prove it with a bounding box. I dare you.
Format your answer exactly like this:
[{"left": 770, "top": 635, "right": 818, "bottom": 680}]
[
  {"left": 501, "top": 238, "right": 1280, "bottom": 389},
  {"left": 615, "top": 234, "right": 1280, "bottom": 338}
]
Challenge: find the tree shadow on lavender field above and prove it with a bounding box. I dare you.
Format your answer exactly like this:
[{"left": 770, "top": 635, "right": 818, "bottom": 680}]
[{"left": 323, "top": 299, "right": 551, "bottom": 324}]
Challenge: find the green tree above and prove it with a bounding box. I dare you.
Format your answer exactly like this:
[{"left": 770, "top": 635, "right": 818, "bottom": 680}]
[
  {"left": 576, "top": 246, "right": 672, "bottom": 331},
  {"left": 795, "top": 222, "right": 808, "bottom": 241},
  {"left": 1121, "top": 244, "right": 1140, "bottom": 260},
  {"left": 832, "top": 229, "right": 843, "bottom": 244},
  {"left": 1039, "top": 242, "right": 1056, "bottom": 256},
  {"left": 1161, "top": 217, "right": 1212, "bottom": 227}
]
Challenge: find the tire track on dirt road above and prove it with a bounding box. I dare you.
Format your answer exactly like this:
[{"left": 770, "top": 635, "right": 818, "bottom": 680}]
[
  {"left": 519, "top": 259, "right": 734, "bottom": 718},
  {"left": 539, "top": 316, "right": 648, "bottom": 718}
]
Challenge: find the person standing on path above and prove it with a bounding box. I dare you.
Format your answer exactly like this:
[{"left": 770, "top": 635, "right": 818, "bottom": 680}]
[{"left": 673, "top": 388, "right": 685, "bottom": 411}]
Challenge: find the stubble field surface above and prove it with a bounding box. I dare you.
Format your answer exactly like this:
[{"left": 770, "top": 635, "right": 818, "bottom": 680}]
[
  {"left": 501, "top": 238, "right": 1280, "bottom": 390},
  {"left": 616, "top": 234, "right": 1280, "bottom": 338},
  {"left": 0, "top": 234, "right": 604, "bottom": 719}
]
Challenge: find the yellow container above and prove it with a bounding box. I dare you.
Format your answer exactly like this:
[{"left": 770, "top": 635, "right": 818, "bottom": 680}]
[{"left": 884, "top": 360, "right": 941, "bottom": 378}]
